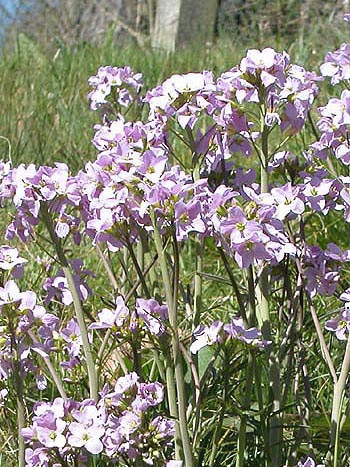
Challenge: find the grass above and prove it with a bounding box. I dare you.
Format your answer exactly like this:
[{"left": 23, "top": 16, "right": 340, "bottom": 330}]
[{"left": 0, "top": 19, "right": 349, "bottom": 171}]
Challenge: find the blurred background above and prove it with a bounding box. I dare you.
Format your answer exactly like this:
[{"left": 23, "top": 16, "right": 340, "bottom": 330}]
[
  {"left": 1, "top": 0, "right": 349, "bottom": 51},
  {"left": 0, "top": 0, "right": 349, "bottom": 169}
]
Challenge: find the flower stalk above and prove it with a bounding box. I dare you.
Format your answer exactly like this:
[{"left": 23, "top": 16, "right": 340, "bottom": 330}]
[
  {"left": 151, "top": 211, "right": 194, "bottom": 467},
  {"left": 40, "top": 204, "right": 98, "bottom": 400},
  {"left": 257, "top": 117, "right": 282, "bottom": 467},
  {"left": 330, "top": 332, "right": 350, "bottom": 466}
]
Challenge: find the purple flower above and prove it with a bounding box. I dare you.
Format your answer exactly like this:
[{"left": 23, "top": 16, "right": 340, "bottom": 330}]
[
  {"left": 133, "top": 382, "right": 164, "bottom": 412},
  {"left": 174, "top": 199, "right": 206, "bottom": 241},
  {"left": 0, "top": 280, "right": 22, "bottom": 306},
  {"left": 320, "top": 43, "right": 350, "bottom": 84},
  {"left": 88, "top": 65, "right": 142, "bottom": 111},
  {"left": 68, "top": 421, "right": 104, "bottom": 454}
]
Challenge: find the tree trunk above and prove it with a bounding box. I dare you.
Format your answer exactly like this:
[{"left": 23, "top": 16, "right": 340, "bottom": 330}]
[{"left": 152, "top": 0, "right": 218, "bottom": 52}]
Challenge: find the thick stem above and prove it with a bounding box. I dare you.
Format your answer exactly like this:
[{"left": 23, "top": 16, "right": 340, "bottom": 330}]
[
  {"left": 165, "top": 354, "right": 181, "bottom": 459},
  {"left": 7, "top": 311, "right": 25, "bottom": 467},
  {"left": 151, "top": 213, "right": 194, "bottom": 467}
]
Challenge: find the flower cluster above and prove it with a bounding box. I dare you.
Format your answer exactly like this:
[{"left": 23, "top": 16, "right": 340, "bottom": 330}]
[
  {"left": 325, "top": 289, "right": 350, "bottom": 340},
  {"left": 88, "top": 65, "right": 143, "bottom": 111},
  {"left": 0, "top": 244, "right": 27, "bottom": 278},
  {"left": 320, "top": 42, "right": 350, "bottom": 85},
  {"left": 0, "top": 276, "right": 49, "bottom": 388},
  {"left": 311, "top": 89, "right": 350, "bottom": 165},
  {"left": 0, "top": 162, "right": 81, "bottom": 243},
  {"left": 218, "top": 47, "right": 321, "bottom": 134},
  {"left": 283, "top": 457, "right": 325, "bottom": 467},
  {"left": 43, "top": 259, "right": 93, "bottom": 306},
  {"left": 22, "top": 373, "right": 174, "bottom": 466},
  {"left": 90, "top": 296, "right": 168, "bottom": 337},
  {"left": 190, "top": 317, "right": 269, "bottom": 354}
]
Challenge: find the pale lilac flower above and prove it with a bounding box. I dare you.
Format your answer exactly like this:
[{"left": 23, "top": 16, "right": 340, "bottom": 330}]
[
  {"left": 297, "top": 457, "right": 325, "bottom": 467},
  {"left": 36, "top": 413, "right": 66, "bottom": 449},
  {"left": 68, "top": 422, "right": 104, "bottom": 454},
  {"left": 60, "top": 319, "right": 82, "bottom": 357},
  {"left": 118, "top": 410, "right": 141, "bottom": 439},
  {"left": 0, "top": 245, "right": 27, "bottom": 277},
  {"left": 107, "top": 372, "right": 139, "bottom": 402},
  {"left": 89, "top": 296, "right": 129, "bottom": 330},
  {"left": 135, "top": 298, "right": 168, "bottom": 335},
  {"left": 271, "top": 183, "right": 305, "bottom": 220},
  {"left": 321, "top": 43, "right": 350, "bottom": 84},
  {"left": 68, "top": 405, "right": 105, "bottom": 454},
  {"left": 0, "top": 280, "right": 22, "bottom": 306},
  {"left": 36, "top": 374, "right": 48, "bottom": 390},
  {"left": 190, "top": 321, "right": 223, "bottom": 354},
  {"left": 174, "top": 199, "right": 206, "bottom": 241},
  {"left": 134, "top": 382, "right": 164, "bottom": 411},
  {"left": 224, "top": 317, "right": 268, "bottom": 348}
]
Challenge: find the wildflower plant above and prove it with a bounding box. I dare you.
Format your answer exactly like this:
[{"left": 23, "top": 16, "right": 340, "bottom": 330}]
[{"left": 3, "top": 19, "right": 350, "bottom": 467}]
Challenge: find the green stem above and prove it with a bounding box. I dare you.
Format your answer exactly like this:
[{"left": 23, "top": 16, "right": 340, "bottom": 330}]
[
  {"left": 40, "top": 205, "right": 98, "bottom": 400},
  {"left": 151, "top": 212, "right": 194, "bottom": 467},
  {"left": 193, "top": 238, "right": 203, "bottom": 329},
  {"left": 330, "top": 333, "right": 350, "bottom": 466},
  {"left": 14, "top": 360, "right": 25, "bottom": 467},
  {"left": 257, "top": 119, "right": 282, "bottom": 467},
  {"left": 127, "top": 240, "right": 150, "bottom": 299},
  {"left": 7, "top": 312, "right": 25, "bottom": 467},
  {"left": 63, "top": 265, "right": 98, "bottom": 399},
  {"left": 165, "top": 354, "right": 181, "bottom": 459},
  {"left": 28, "top": 330, "right": 67, "bottom": 400},
  {"left": 95, "top": 243, "right": 119, "bottom": 291},
  {"left": 209, "top": 351, "right": 229, "bottom": 467},
  {"left": 236, "top": 267, "right": 256, "bottom": 467},
  {"left": 235, "top": 352, "right": 254, "bottom": 467}
]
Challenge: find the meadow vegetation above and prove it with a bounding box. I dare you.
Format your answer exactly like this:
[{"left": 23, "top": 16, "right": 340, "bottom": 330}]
[{"left": 1, "top": 3, "right": 350, "bottom": 467}]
